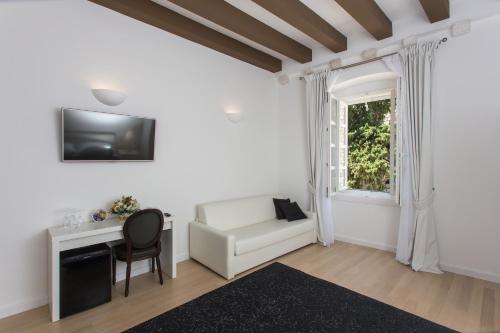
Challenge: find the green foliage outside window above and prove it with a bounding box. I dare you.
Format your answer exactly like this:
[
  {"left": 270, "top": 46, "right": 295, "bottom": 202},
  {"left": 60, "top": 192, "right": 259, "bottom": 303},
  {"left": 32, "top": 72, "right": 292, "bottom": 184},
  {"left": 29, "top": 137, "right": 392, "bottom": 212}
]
[{"left": 347, "top": 99, "right": 391, "bottom": 192}]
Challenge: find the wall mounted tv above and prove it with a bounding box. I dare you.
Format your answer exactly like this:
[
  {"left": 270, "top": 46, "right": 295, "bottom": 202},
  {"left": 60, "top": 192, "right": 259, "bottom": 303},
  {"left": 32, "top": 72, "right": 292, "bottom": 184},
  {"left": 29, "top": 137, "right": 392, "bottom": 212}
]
[{"left": 62, "top": 108, "right": 156, "bottom": 161}]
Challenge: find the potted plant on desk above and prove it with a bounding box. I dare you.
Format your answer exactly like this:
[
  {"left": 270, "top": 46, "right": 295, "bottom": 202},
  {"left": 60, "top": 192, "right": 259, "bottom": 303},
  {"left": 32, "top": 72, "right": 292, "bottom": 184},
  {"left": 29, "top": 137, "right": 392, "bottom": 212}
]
[{"left": 111, "top": 195, "right": 140, "bottom": 221}]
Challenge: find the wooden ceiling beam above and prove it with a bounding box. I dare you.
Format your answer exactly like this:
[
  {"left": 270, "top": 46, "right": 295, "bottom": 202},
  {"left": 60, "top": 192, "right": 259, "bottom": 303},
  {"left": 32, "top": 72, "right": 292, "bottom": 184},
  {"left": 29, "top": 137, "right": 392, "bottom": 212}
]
[
  {"left": 252, "top": 0, "right": 347, "bottom": 53},
  {"left": 88, "top": 0, "right": 282, "bottom": 72},
  {"left": 168, "top": 0, "right": 312, "bottom": 63},
  {"left": 335, "top": 0, "right": 392, "bottom": 40},
  {"left": 418, "top": 0, "right": 450, "bottom": 23}
]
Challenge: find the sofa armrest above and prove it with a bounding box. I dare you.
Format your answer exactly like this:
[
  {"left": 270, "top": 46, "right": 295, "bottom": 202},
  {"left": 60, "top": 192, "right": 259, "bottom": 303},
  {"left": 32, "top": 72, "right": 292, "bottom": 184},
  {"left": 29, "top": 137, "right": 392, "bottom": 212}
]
[
  {"left": 304, "top": 211, "right": 318, "bottom": 243},
  {"left": 189, "top": 222, "right": 235, "bottom": 279},
  {"left": 304, "top": 210, "right": 316, "bottom": 220}
]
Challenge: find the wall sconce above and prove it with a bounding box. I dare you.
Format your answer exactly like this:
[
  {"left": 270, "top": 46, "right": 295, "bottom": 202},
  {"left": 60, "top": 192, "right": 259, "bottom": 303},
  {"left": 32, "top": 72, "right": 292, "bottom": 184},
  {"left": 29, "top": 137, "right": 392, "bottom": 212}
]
[
  {"left": 91, "top": 89, "right": 127, "bottom": 106},
  {"left": 225, "top": 109, "right": 243, "bottom": 124}
]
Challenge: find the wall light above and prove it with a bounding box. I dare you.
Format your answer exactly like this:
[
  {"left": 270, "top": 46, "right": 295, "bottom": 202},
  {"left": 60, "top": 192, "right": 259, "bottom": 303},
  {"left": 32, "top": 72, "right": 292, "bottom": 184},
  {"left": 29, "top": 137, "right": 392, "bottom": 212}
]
[
  {"left": 91, "top": 88, "right": 127, "bottom": 106},
  {"left": 225, "top": 108, "right": 243, "bottom": 124}
]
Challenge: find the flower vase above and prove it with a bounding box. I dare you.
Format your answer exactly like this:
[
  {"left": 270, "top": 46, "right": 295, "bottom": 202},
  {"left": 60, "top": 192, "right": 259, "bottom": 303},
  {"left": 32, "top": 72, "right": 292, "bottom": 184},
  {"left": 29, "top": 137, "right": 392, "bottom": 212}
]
[{"left": 118, "top": 214, "right": 130, "bottom": 222}]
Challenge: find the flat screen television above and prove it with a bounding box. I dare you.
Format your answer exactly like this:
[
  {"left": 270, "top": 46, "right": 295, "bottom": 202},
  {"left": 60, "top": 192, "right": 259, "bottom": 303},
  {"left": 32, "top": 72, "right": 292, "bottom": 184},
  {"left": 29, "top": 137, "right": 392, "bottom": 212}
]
[{"left": 62, "top": 108, "right": 156, "bottom": 161}]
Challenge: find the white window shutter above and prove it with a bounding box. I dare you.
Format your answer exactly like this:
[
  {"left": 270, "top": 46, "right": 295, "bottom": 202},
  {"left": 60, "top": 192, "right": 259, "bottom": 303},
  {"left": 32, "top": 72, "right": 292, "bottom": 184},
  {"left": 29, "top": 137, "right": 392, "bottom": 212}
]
[
  {"left": 390, "top": 89, "right": 400, "bottom": 203},
  {"left": 338, "top": 100, "right": 348, "bottom": 191},
  {"left": 329, "top": 97, "right": 339, "bottom": 194}
]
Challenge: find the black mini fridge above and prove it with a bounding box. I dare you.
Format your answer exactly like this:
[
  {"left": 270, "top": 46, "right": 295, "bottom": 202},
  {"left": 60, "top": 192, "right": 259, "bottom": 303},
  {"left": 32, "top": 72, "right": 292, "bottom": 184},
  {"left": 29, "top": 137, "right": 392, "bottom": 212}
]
[{"left": 60, "top": 243, "right": 111, "bottom": 318}]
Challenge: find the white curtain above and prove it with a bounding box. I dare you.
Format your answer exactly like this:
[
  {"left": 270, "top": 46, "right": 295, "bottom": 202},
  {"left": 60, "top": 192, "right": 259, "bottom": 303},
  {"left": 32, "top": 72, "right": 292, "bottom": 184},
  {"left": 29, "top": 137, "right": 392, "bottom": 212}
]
[
  {"left": 386, "top": 41, "right": 442, "bottom": 273},
  {"left": 305, "top": 70, "right": 342, "bottom": 246},
  {"left": 383, "top": 54, "right": 411, "bottom": 264}
]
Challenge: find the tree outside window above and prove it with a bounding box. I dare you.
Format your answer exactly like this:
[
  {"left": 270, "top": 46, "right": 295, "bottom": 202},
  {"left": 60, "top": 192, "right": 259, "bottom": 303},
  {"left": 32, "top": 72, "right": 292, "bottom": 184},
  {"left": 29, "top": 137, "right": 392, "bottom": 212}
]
[{"left": 347, "top": 99, "right": 391, "bottom": 192}]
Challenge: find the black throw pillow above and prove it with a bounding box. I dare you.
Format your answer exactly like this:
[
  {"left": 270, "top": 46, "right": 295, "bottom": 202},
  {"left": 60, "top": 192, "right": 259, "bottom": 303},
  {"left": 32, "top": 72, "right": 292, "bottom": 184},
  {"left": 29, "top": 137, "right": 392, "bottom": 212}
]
[
  {"left": 281, "top": 201, "right": 307, "bottom": 222},
  {"left": 273, "top": 198, "right": 290, "bottom": 220}
]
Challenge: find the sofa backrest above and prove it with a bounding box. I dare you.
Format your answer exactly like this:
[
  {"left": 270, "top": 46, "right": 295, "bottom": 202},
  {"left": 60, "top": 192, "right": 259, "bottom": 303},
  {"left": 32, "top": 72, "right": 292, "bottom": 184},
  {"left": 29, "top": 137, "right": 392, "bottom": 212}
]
[{"left": 197, "top": 195, "right": 277, "bottom": 231}]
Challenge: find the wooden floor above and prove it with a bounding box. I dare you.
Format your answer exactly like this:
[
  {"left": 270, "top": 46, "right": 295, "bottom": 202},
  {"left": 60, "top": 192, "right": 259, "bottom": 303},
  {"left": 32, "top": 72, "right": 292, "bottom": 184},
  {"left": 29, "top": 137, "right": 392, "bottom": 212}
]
[{"left": 1, "top": 242, "right": 500, "bottom": 333}]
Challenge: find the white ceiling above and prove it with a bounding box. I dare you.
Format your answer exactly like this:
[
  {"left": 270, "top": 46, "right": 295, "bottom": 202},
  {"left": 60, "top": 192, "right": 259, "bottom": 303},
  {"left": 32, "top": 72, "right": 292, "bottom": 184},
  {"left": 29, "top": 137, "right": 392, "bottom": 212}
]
[{"left": 152, "top": 0, "right": 500, "bottom": 74}]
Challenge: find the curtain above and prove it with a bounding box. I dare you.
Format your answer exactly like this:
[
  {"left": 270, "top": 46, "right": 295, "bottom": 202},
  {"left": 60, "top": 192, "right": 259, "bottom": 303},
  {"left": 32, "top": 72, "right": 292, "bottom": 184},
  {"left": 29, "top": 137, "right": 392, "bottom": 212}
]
[
  {"left": 383, "top": 54, "right": 412, "bottom": 264},
  {"left": 305, "top": 70, "right": 342, "bottom": 246},
  {"left": 389, "top": 41, "right": 442, "bottom": 273}
]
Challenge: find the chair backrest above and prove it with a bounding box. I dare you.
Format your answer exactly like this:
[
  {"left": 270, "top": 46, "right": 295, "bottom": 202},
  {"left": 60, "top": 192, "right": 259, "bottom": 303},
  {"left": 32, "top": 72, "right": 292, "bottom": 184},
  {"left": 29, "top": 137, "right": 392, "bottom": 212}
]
[{"left": 123, "top": 209, "right": 164, "bottom": 249}]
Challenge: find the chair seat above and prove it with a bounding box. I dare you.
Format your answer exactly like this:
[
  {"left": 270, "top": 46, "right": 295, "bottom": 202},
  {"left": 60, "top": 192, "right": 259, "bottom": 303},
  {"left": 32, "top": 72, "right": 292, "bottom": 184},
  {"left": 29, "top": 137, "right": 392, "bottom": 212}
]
[{"left": 113, "top": 243, "right": 160, "bottom": 261}]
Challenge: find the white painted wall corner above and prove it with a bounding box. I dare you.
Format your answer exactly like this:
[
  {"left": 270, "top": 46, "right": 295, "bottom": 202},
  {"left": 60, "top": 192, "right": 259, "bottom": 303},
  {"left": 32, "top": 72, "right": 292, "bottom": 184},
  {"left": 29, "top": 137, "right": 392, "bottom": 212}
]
[{"left": 335, "top": 235, "right": 396, "bottom": 253}]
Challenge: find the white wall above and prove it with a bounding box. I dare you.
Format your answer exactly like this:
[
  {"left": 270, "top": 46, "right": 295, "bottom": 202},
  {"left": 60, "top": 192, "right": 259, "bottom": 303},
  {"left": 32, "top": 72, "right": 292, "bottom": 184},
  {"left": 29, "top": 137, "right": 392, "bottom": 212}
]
[
  {"left": 433, "top": 16, "right": 500, "bottom": 282},
  {"left": 333, "top": 201, "right": 399, "bottom": 252},
  {"left": 277, "top": 15, "right": 500, "bottom": 283},
  {"left": 277, "top": 79, "right": 309, "bottom": 209},
  {"left": 0, "top": 0, "right": 278, "bottom": 318}
]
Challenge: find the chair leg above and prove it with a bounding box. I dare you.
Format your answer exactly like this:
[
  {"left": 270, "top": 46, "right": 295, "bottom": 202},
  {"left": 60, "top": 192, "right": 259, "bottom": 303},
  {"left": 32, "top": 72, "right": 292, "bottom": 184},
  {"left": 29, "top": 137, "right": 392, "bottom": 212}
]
[
  {"left": 155, "top": 255, "right": 163, "bottom": 285},
  {"left": 112, "top": 257, "right": 116, "bottom": 285},
  {"left": 151, "top": 257, "right": 155, "bottom": 273},
  {"left": 125, "top": 260, "right": 131, "bottom": 297}
]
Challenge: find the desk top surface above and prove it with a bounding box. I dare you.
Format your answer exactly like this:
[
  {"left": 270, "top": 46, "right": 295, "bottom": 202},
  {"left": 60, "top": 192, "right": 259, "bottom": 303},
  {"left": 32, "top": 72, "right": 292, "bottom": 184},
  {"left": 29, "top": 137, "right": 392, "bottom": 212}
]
[{"left": 48, "top": 216, "right": 174, "bottom": 242}]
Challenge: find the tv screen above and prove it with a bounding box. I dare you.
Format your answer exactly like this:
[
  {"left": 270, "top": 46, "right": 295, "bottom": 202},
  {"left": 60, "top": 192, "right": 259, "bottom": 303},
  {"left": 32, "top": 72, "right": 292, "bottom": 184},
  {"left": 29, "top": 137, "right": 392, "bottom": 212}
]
[{"left": 62, "top": 108, "right": 155, "bottom": 161}]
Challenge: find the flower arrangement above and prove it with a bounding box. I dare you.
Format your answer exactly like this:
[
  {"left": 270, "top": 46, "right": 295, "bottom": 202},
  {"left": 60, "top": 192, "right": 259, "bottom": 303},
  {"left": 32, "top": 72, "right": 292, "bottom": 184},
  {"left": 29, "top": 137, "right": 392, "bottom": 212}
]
[{"left": 111, "top": 195, "right": 140, "bottom": 220}]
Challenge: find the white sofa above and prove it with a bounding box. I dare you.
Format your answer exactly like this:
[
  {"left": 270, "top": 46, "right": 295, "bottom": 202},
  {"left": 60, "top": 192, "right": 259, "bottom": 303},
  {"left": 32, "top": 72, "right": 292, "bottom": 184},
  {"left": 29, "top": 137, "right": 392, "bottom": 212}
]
[{"left": 189, "top": 195, "right": 316, "bottom": 279}]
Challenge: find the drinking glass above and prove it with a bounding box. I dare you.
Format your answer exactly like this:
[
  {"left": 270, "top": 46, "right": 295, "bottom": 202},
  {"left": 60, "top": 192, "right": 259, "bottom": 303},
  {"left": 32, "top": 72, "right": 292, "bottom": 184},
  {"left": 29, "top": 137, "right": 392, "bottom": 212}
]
[{"left": 63, "top": 214, "right": 72, "bottom": 229}]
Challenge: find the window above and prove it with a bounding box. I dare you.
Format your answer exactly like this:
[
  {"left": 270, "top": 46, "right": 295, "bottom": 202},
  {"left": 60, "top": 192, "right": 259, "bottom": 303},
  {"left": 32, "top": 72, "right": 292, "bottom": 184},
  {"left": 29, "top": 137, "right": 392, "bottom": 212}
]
[{"left": 329, "top": 90, "right": 398, "bottom": 198}]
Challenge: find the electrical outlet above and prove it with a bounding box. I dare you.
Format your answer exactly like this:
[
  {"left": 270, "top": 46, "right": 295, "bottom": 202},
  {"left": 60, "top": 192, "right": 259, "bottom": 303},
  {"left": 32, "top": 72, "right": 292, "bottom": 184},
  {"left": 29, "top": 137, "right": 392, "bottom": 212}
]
[
  {"left": 277, "top": 74, "right": 289, "bottom": 85},
  {"left": 403, "top": 36, "right": 418, "bottom": 47},
  {"left": 451, "top": 20, "right": 471, "bottom": 37},
  {"left": 329, "top": 58, "right": 342, "bottom": 69},
  {"left": 361, "top": 48, "right": 378, "bottom": 60}
]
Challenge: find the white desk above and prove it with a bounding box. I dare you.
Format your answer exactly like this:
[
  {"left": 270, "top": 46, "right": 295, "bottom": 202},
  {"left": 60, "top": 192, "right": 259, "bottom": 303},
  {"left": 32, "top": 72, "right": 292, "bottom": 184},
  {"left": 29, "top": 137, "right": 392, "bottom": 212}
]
[{"left": 47, "top": 217, "right": 175, "bottom": 322}]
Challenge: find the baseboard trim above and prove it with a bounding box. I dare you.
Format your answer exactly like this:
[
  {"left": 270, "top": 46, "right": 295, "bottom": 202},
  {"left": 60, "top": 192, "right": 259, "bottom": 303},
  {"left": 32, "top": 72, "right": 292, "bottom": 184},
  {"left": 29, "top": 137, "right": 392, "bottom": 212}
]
[
  {"left": 115, "top": 260, "right": 151, "bottom": 282},
  {"left": 177, "top": 252, "right": 190, "bottom": 262},
  {"left": 440, "top": 263, "right": 500, "bottom": 284},
  {"left": 334, "top": 235, "right": 500, "bottom": 284},
  {"left": 335, "top": 234, "right": 396, "bottom": 253},
  {"left": 0, "top": 254, "right": 192, "bottom": 320},
  {"left": 115, "top": 253, "right": 190, "bottom": 281},
  {"left": 0, "top": 295, "right": 47, "bottom": 320}
]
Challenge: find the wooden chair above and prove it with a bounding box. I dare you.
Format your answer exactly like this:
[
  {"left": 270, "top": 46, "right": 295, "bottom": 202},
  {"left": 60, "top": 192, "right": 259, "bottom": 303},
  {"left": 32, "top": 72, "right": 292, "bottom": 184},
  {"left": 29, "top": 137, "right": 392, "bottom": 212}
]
[{"left": 112, "top": 208, "right": 164, "bottom": 297}]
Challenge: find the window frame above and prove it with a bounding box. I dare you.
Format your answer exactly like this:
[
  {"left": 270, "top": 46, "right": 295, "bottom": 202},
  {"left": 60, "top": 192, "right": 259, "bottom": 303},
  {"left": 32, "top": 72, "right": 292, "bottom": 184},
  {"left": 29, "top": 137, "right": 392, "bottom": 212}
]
[
  {"left": 329, "top": 89, "right": 398, "bottom": 201},
  {"left": 328, "top": 96, "right": 338, "bottom": 194}
]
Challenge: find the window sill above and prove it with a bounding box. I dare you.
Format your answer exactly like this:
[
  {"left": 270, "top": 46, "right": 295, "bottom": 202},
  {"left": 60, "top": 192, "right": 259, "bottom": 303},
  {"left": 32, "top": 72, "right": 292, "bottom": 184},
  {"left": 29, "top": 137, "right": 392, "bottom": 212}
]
[{"left": 332, "top": 190, "right": 398, "bottom": 207}]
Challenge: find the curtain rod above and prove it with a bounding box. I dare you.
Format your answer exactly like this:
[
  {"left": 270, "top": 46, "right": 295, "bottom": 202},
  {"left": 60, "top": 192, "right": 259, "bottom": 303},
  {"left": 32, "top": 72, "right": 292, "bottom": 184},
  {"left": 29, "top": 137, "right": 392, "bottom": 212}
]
[{"left": 299, "top": 37, "right": 447, "bottom": 80}]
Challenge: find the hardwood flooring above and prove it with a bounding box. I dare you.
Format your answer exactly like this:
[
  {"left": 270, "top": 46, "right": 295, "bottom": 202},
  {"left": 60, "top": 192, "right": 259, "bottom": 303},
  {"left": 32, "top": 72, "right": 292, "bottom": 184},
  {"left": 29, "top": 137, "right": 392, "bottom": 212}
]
[{"left": 1, "top": 242, "right": 499, "bottom": 332}]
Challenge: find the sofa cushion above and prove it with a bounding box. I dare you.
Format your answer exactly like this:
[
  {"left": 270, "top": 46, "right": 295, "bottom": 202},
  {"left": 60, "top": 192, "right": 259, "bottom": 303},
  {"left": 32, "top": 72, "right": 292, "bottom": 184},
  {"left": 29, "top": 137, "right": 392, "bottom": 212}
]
[
  {"left": 230, "top": 218, "right": 314, "bottom": 256},
  {"left": 281, "top": 201, "right": 307, "bottom": 221},
  {"left": 197, "top": 195, "right": 278, "bottom": 231},
  {"left": 273, "top": 198, "right": 290, "bottom": 219}
]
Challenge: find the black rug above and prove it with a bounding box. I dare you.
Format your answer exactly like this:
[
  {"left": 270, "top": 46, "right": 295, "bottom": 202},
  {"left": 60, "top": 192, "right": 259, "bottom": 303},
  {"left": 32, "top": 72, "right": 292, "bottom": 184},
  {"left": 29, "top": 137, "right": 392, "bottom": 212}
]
[{"left": 125, "top": 262, "right": 456, "bottom": 333}]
